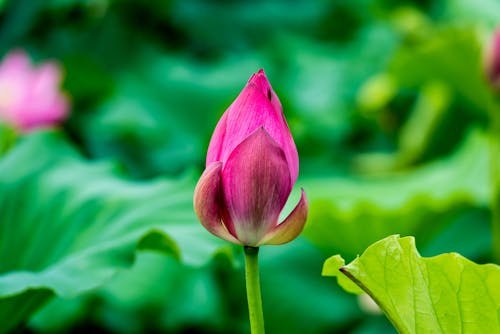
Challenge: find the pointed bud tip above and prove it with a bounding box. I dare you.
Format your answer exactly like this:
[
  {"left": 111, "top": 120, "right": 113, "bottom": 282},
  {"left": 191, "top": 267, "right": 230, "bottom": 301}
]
[
  {"left": 247, "top": 69, "right": 274, "bottom": 101},
  {"left": 249, "top": 68, "right": 268, "bottom": 82}
]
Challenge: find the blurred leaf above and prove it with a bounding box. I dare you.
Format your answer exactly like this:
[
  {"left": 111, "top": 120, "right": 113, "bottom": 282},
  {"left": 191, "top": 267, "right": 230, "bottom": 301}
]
[
  {"left": 303, "top": 129, "right": 490, "bottom": 260},
  {"left": 259, "top": 238, "right": 360, "bottom": 334},
  {"left": 29, "top": 294, "right": 89, "bottom": 332},
  {"left": 47, "top": 0, "right": 109, "bottom": 9},
  {"left": 31, "top": 250, "right": 246, "bottom": 334},
  {"left": 267, "top": 24, "right": 399, "bottom": 174},
  {"left": 0, "top": 130, "right": 228, "bottom": 333},
  {"left": 169, "top": 0, "right": 330, "bottom": 51},
  {"left": 323, "top": 235, "right": 500, "bottom": 334},
  {"left": 0, "top": 0, "right": 44, "bottom": 51},
  {"left": 62, "top": 54, "right": 115, "bottom": 107},
  {"left": 0, "top": 290, "right": 54, "bottom": 334},
  {"left": 357, "top": 73, "right": 398, "bottom": 114},
  {"left": 351, "top": 314, "right": 398, "bottom": 334},
  {"left": 99, "top": 252, "right": 231, "bottom": 333},
  {"left": 32, "top": 237, "right": 362, "bottom": 334},
  {"left": 355, "top": 79, "right": 453, "bottom": 172},
  {"left": 420, "top": 208, "right": 491, "bottom": 260},
  {"left": 390, "top": 27, "right": 489, "bottom": 114},
  {"left": 0, "top": 123, "right": 17, "bottom": 157},
  {"left": 396, "top": 80, "right": 452, "bottom": 164},
  {"left": 79, "top": 53, "right": 264, "bottom": 177},
  {"left": 440, "top": 0, "right": 500, "bottom": 28}
]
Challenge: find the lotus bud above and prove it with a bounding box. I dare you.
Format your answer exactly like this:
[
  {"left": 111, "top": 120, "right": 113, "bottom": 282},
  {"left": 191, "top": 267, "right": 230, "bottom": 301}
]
[
  {"left": 194, "top": 69, "right": 308, "bottom": 246},
  {"left": 0, "top": 50, "right": 69, "bottom": 131}
]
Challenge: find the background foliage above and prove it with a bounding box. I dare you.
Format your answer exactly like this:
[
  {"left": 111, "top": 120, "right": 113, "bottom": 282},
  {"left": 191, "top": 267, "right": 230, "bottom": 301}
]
[{"left": 0, "top": 0, "right": 498, "bottom": 333}]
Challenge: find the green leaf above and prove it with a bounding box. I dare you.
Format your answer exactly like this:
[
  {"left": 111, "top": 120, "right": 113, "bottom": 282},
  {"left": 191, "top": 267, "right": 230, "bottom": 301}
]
[
  {"left": 303, "top": 129, "right": 490, "bottom": 260},
  {"left": 390, "top": 27, "right": 490, "bottom": 115},
  {"left": 323, "top": 235, "right": 500, "bottom": 334},
  {"left": 0, "top": 130, "right": 228, "bottom": 333},
  {"left": 441, "top": 0, "right": 500, "bottom": 28},
  {"left": 30, "top": 238, "right": 362, "bottom": 334},
  {"left": 322, "top": 255, "right": 363, "bottom": 295}
]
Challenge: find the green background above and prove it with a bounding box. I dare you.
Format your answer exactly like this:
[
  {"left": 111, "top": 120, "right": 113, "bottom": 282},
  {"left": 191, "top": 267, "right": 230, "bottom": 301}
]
[{"left": 0, "top": 0, "right": 498, "bottom": 333}]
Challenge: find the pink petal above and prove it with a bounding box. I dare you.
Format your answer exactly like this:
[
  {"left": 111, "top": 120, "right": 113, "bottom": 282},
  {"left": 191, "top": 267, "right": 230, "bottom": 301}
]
[
  {"left": 0, "top": 50, "right": 31, "bottom": 77},
  {"left": 489, "top": 29, "right": 500, "bottom": 88},
  {"left": 221, "top": 127, "right": 292, "bottom": 246},
  {"left": 258, "top": 188, "right": 308, "bottom": 246},
  {"left": 0, "top": 51, "right": 32, "bottom": 123},
  {"left": 206, "top": 70, "right": 298, "bottom": 183},
  {"left": 18, "top": 95, "right": 69, "bottom": 131},
  {"left": 0, "top": 50, "right": 69, "bottom": 131},
  {"left": 18, "top": 62, "right": 68, "bottom": 130},
  {"left": 193, "top": 162, "right": 242, "bottom": 245},
  {"left": 33, "top": 62, "right": 63, "bottom": 91},
  {"left": 206, "top": 111, "right": 227, "bottom": 165}
]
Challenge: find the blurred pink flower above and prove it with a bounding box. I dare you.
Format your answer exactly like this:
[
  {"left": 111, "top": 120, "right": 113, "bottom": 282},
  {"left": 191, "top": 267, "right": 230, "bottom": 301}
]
[
  {"left": 486, "top": 29, "right": 500, "bottom": 91},
  {"left": 0, "top": 50, "right": 69, "bottom": 131}
]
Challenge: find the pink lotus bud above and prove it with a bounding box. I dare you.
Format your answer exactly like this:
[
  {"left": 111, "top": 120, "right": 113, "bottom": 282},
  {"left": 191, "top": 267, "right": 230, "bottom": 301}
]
[
  {"left": 194, "top": 69, "right": 308, "bottom": 246},
  {"left": 0, "top": 50, "right": 69, "bottom": 131},
  {"left": 486, "top": 29, "right": 500, "bottom": 91}
]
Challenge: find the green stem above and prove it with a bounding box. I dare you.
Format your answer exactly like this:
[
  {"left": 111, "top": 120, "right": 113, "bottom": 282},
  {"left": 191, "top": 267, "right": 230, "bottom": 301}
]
[{"left": 244, "top": 246, "right": 265, "bottom": 334}]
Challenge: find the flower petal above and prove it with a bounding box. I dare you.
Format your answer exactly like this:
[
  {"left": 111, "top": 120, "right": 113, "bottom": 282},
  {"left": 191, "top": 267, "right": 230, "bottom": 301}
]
[
  {"left": 0, "top": 50, "right": 31, "bottom": 77},
  {"left": 193, "top": 162, "right": 241, "bottom": 244},
  {"left": 258, "top": 188, "right": 308, "bottom": 246},
  {"left": 205, "top": 70, "right": 298, "bottom": 183},
  {"left": 250, "top": 69, "right": 283, "bottom": 114},
  {"left": 206, "top": 111, "right": 227, "bottom": 165},
  {"left": 221, "top": 128, "right": 292, "bottom": 246},
  {"left": 0, "top": 50, "right": 69, "bottom": 131},
  {"left": 19, "top": 62, "right": 68, "bottom": 130}
]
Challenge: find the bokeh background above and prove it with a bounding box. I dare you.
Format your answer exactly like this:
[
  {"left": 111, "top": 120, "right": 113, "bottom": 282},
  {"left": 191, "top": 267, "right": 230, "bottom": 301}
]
[{"left": 0, "top": 0, "right": 498, "bottom": 333}]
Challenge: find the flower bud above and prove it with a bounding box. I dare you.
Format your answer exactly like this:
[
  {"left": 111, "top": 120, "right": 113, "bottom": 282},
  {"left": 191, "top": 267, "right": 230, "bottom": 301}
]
[
  {"left": 486, "top": 29, "right": 500, "bottom": 91},
  {"left": 0, "top": 50, "right": 69, "bottom": 131},
  {"left": 194, "top": 69, "right": 308, "bottom": 246}
]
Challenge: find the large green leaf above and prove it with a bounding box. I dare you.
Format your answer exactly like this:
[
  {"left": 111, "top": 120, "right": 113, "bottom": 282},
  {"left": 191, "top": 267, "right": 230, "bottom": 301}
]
[
  {"left": 323, "top": 235, "right": 500, "bottom": 333},
  {"left": 303, "top": 129, "right": 490, "bottom": 260},
  {"left": 0, "top": 130, "right": 227, "bottom": 333},
  {"left": 34, "top": 252, "right": 232, "bottom": 333},
  {"left": 30, "top": 238, "right": 361, "bottom": 334}
]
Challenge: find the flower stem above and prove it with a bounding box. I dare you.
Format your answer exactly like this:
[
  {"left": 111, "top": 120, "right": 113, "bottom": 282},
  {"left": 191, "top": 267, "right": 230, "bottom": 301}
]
[{"left": 244, "top": 246, "right": 265, "bottom": 334}]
